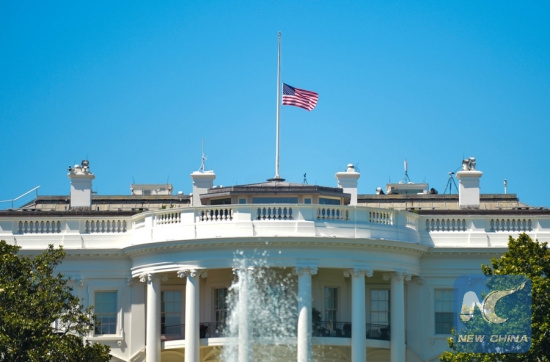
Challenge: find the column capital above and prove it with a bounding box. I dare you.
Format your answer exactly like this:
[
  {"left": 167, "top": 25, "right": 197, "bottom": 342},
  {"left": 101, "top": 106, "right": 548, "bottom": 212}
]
[
  {"left": 344, "top": 268, "right": 373, "bottom": 278},
  {"left": 294, "top": 266, "right": 318, "bottom": 276},
  {"left": 177, "top": 269, "right": 207, "bottom": 279},
  {"left": 383, "top": 271, "right": 412, "bottom": 282},
  {"left": 139, "top": 273, "right": 154, "bottom": 283}
]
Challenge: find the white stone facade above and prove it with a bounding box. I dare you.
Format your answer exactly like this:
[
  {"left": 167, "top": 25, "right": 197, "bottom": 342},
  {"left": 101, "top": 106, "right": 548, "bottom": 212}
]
[{"left": 0, "top": 162, "right": 547, "bottom": 362}]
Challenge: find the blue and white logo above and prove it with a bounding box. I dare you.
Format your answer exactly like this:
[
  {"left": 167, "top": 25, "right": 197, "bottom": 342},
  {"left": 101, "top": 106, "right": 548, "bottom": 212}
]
[{"left": 453, "top": 275, "right": 531, "bottom": 353}]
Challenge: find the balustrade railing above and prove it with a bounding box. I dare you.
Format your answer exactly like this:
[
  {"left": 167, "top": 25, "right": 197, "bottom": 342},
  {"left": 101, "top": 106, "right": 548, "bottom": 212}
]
[
  {"left": 199, "top": 208, "right": 233, "bottom": 222},
  {"left": 317, "top": 207, "right": 347, "bottom": 221},
  {"left": 313, "top": 321, "right": 351, "bottom": 337},
  {"left": 18, "top": 220, "right": 61, "bottom": 234},
  {"left": 369, "top": 211, "right": 393, "bottom": 225},
  {"left": 8, "top": 204, "right": 550, "bottom": 245},
  {"left": 161, "top": 324, "right": 184, "bottom": 341},
  {"left": 256, "top": 206, "right": 293, "bottom": 220},
  {"left": 490, "top": 218, "right": 532, "bottom": 232},
  {"left": 161, "top": 321, "right": 390, "bottom": 341},
  {"left": 313, "top": 321, "right": 390, "bottom": 340},
  {"left": 425, "top": 218, "right": 467, "bottom": 232},
  {"left": 85, "top": 219, "right": 127, "bottom": 233},
  {"left": 366, "top": 322, "right": 391, "bottom": 340},
  {"left": 155, "top": 212, "right": 181, "bottom": 225}
]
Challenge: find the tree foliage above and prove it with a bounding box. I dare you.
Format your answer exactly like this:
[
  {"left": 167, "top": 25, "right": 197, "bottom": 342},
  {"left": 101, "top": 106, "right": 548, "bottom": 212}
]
[
  {"left": 0, "top": 240, "right": 110, "bottom": 361},
  {"left": 441, "top": 233, "right": 550, "bottom": 361}
]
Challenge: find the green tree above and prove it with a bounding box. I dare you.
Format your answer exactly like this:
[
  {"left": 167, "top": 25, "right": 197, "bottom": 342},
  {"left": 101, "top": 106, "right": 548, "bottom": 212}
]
[
  {"left": 0, "top": 240, "right": 111, "bottom": 361},
  {"left": 441, "top": 233, "right": 550, "bottom": 361}
]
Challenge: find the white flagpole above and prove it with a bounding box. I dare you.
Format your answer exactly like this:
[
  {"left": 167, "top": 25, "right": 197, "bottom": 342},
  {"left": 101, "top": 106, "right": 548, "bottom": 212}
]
[{"left": 273, "top": 31, "right": 282, "bottom": 180}]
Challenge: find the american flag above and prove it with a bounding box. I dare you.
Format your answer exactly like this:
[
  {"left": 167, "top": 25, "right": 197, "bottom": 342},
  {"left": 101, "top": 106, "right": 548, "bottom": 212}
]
[{"left": 282, "top": 83, "right": 318, "bottom": 111}]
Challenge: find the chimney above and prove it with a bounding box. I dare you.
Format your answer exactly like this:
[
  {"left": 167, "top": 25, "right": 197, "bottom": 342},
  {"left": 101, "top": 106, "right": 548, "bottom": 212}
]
[
  {"left": 68, "top": 160, "right": 95, "bottom": 208},
  {"left": 456, "top": 157, "right": 482, "bottom": 209},
  {"left": 190, "top": 170, "right": 216, "bottom": 206},
  {"left": 335, "top": 164, "right": 361, "bottom": 206}
]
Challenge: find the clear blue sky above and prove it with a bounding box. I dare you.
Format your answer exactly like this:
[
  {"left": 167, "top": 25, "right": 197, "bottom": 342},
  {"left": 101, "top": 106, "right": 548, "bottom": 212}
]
[{"left": 1, "top": 2, "right": 549, "bottom": 207}]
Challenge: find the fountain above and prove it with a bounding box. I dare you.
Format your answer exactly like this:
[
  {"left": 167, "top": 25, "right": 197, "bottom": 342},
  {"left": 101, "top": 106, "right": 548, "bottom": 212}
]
[{"left": 221, "top": 251, "right": 298, "bottom": 362}]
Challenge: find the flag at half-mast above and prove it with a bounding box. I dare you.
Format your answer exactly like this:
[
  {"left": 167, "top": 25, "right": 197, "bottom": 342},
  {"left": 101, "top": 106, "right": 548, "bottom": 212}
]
[{"left": 282, "top": 83, "right": 318, "bottom": 111}]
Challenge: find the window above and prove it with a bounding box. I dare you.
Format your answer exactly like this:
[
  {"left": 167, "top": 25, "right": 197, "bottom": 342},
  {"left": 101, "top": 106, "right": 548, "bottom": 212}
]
[
  {"left": 215, "top": 288, "right": 229, "bottom": 325},
  {"left": 370, "top": 289, "right": 390, "bottom": 326},
  {"left": 94, "top": 291, "right": 117, "bottom": 335},
  {"left": 435, "top": 289, "right": 454, "bottom": 334},
  {"left": 319, "top": 198, "right": 340, "bottom": 205},
  {"left": 211, "top": 198, "right": 231, "bottom": 205},
  {"left": 239, "top": 198, "right": 246, "bottom": 204},
  {"left": 161, "top": 291, "right": 182, "bottom": 338},
  {"left": 252, "top": 197, "right": 298, "bottom": 204},
  {"left": 324, "top": 287, "right": 338, "bottom": 329},
  {"left": 304, "top": 198, "right": 312, "bottom": 204}
]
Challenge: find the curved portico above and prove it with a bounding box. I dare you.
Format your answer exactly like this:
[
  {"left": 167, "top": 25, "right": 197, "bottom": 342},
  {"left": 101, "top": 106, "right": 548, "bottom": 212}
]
[{"left": 127, "top": 215, "right": 425, "bottom": 362}]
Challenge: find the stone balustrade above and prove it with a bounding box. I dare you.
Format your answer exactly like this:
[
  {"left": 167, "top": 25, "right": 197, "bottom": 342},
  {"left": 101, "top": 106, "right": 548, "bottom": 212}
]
[
  {"left": 1, "top": 205, "right": 550, "bottom": 249},
  {"left": 18, "top": 220, "right": 61, "bottom": 234},
  {"left": 85, "top": 219, "right": 127, "bottom": 233}
]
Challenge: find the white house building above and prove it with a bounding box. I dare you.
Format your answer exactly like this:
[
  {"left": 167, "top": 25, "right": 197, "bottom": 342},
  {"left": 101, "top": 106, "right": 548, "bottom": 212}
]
[{"left": 0, "top": 159, "right": 546, "bottom": 362}]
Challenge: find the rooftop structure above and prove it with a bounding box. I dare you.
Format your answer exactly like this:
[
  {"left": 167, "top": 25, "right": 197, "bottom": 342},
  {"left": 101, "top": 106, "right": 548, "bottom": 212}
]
[{"left": 0, "top": 158, "right": 546, "bottom": 362}]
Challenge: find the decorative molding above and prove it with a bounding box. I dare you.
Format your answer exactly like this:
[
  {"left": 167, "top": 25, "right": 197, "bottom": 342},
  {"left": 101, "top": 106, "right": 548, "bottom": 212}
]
[
  {"left": 138, "top": 273, "right": 152, "bottom": 283},
  {"left": 344, "top": 268, "right": 373, "bottom": 278},
  {"left": 177, "top": 269, "right": 207, "bottom": 279},
  {"left": 123, "top": 237, "right": 430, "bottom": 259},
  {"left": 294, "top": 266, "right": 318, "bottom": 276},
  {"left": 383, "top": 271, "right": 412, "bottom": 282},
  {"left": 365, "top": 269, "right": 374, "bottom": 278}
]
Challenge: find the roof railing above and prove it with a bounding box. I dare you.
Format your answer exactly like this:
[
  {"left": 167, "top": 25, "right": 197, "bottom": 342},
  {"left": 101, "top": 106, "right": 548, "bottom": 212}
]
[{"left": 0, "top": 186, "right": 40, "bottom": 210}]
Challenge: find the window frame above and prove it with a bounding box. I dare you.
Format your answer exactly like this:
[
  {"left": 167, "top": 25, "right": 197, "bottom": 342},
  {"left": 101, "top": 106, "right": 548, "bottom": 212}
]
[
  {"left": 213, "top": 287, "right": 229, "bottom": 325},
  {"left": 94, "top": 291, "right": 118, "bottom": 336},
  {"left": 89, "top": 288, "right": 123, "bottom": 340},
  {"left": 434, "top": 288, "right": 454, "bottom": 335},
  {"left": 323, "top": 286, "right": 339, "bottom": 330},
  {"left": 370, "top": 288, "right": 390, "bottom": 326},
  {"left": 161, "top": 289, "right": 184, "bottom": 339}
]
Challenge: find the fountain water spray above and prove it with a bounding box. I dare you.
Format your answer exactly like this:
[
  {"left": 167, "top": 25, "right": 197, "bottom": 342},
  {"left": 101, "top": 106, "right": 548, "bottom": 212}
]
[{"left": 221, "top": 250, "right": 298, "bottom": 362}]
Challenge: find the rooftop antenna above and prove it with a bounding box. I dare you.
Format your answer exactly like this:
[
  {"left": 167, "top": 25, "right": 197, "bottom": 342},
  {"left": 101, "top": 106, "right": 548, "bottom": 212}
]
[
  {"left": 444, "top": 172, "right": 459, "bottom": 194},
  {"left": 401, "top": 159, "right": 411, "bottom": 183},
  {"left": 199, "top": 139, "right": 207, "bottom": 172},
  {"left": 444, "top": 164, "right": 462, "bottom": 194}
]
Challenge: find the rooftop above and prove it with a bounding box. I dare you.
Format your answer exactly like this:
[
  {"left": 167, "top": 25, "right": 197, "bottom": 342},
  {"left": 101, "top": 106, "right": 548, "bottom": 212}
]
[{"left": 1, "top": 158, "right": 548, "bottom": 216}]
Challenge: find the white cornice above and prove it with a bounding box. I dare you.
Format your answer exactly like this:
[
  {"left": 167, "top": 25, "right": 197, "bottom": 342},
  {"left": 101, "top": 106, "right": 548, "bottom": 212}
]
[{"left": 122, "top": 237, "right": 430, "bottom": 258}]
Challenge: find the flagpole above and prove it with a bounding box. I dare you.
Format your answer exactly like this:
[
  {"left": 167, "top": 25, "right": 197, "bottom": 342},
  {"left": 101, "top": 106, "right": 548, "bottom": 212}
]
[{"left": 273, "top": 31, "right": 283, "bottom": 181}]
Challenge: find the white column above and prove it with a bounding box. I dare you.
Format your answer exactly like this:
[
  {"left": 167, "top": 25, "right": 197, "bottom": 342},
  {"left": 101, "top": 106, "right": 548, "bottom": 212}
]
[
  {"left": 295, "top": 266, "right": 317, "bottom": 362},
  {"left": 385, "top": 272, "right": 410, "bottom": 362},
  {"left": 345, "top": 268, "right": 372, "bottom": 362},
  {"left": 140, "top": 273, "right": 161, "bottom": 362},
  {"left": 178, "top": 269, "right": 207, "bottom": 362}
]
